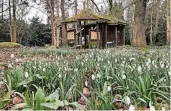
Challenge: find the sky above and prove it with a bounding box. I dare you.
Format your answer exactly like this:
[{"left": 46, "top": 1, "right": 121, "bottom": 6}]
[{"left": 26, "top": 0, "right": 104, "bottom": 24}]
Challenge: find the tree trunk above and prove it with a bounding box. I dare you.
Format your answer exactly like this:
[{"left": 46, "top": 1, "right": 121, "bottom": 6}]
[
  {"left": 2, "top": 0, "right": 3, "bottom": 19},
  {"left": 50, "top": 0, "right": 55, "bottom": 46},
  {"left": 75, "top": 0, "right": 77, "bottom": 15},
  {"left": 55, "top": 0, "right": 60, "bottom": 48},
  {"left": 12, "top": 0, "right": 17, "bottom": 43},
  {"left": 9, "top": 0, "right": 13, "bottom": 42},
  {"left": 61, "top": 0, "right": 67, "bottom": 45},
  {"left": 153, "top": 0, "right": 159, "bottom": 45},
  {"left": 132, "top": 0, "right": 147, "bottom": 47},
  {"left": 150, "top": 6, "right": 153, "bottom": 45},
  {"left": 166, "top": 0, "right": 170, "bottom": 45}
]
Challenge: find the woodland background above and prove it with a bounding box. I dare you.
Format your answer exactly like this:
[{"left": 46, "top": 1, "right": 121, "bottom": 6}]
[{"left": 0, "top": 0, "right": 170, "bottom": 47}]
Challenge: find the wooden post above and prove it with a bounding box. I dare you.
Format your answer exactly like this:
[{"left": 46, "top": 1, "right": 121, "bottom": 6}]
[
  {"left": 97, "top": 22, "right": 99, "bottom": 48},
  {"left": 84, "top": 21, "right": 86, "bottom": 48},
  {"left": 123, "top": 26, "right": 125, "bottom": 46},
  {"left": 65, "top": 24, "right": 67, "bottom": 45},
  {"left": 105, "top": 23, "right": 107, "bottom": 48},
  {"left": 79, "top": 21, "right": 82, "bottom": 48},
  {"left": 89, "top": 29, "right": 91, "bottom": 48},
  {"left": 75, "top": 22, "right": 78, "bottom": 48},
  {"left": 115, "top": 26, "right": 118, "bottom": 47}
]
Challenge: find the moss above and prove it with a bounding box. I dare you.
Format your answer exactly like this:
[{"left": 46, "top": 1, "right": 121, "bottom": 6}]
[
  {"left": 65, "top": 9, "right": 109, "bottom": 22},
  {"left": 64, "top": 9, "right": 126, "bottom": 25},
  {"left": 0, "top": 42, "right": 21, "bottom": 48}
]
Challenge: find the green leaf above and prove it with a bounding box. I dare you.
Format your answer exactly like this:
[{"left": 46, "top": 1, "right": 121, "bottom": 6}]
[
  {"left": 35, "top": 88, "right": 45, "bottom": 110},
  {"left": 41, "top": 100, "right": 64, "bottom": 109},
  {"left": 137, "top": 98, "right": 146, "bottom": 103},
  {"left": 45, "top": 90, "right": 59, "bottom": 102}
]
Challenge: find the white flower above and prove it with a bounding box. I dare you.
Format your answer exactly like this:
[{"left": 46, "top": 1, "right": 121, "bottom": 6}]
[
  {"left": 43, "top": 68, "right": 46, "bottom": 72},
  {"left": 122, "top": 75, "right": 126, "bottom": 79},
  {"left": 74, "top": 68, "right": 78, "bottom": 72},
  {"left": 11, "top": 54, "right": 14, "bottom": 58},
  {"left": 91, "top": 74, "right": 95, "bottom": 80},
  {"left": 160, "top": 64, "right": 164, "bottom": 68},
  {"left": 107, "top": 86, "right": 111, "bottom": 92},
  {"left": 97, "top": 63, "right": 99, "bottom": 67},
  {"left": 148, "top": 58, "right": 151, "bottom": 63},
  {"left": 152, "top": 61, "right": 155, "bottom": 65},
  {"left": 106, "top": 50, "right": 110, "bottom": 54},
  {"left": 130, "top": 58, "right": 135, "bottom": 61},
  {"left": 85, "top": 81, "right": 88, "bottom": 87},
  {"left": 115, "top": 59, "right": 117, "bottom": 62},
  {"left": 58, "top": 74, "right": 62, "bottom": 78},
  {"left": 15, "top": 59, "right": 19, "bottom": 62},
  {"left": 125, "top": 96, "right": 131, "bottom": 105},
  {"left": 137, "top": 66, "right": 142, "bottom": 73},
  {"left": 25, "top": 72, "right": 29, "bottom": 78},
  {"left": 149, "top": 101, "right": 152, "bottom": 107},
  {"left": 146, "top": 62, "right": 150, "bottom": 66},
  {"left": 129, "top": 105, "right": 135, "bottom": 111},
  {"left": 162, "top": 107, "right": 165, "bottom": 111},
  {"left": 168, "top": 71, "right": 171, "bottom": 76},
  {"left": 8, "top": 64, "right": 13, "bottom": 68},
  {"left": 97, "top": 74, "right": 101, "bottom": 78},
  {"left": 150, "top": 106, "right": 155, "bottom": 111},
  {"left": 107, "top": 76, "right": 109, "bottom": 80}
]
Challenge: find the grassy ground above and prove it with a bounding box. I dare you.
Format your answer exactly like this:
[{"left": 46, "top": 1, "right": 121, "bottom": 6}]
[{"left": 0, "top": 46, "right": 170, "bottom": 110}]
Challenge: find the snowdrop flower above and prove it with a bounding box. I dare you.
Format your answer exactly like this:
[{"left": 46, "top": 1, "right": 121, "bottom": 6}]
[
  {"left": 154, "top": 65, "right": 158, "bottom": 68},
  {"left": 11, "top": 54, "right": 14, "bottom": 58},
  {"left": 149, "top": 101, "right": 152, "bottom": 107},
  {"left": 137, "top": 66, "right": 142, "bottom": 73},
  {"left": 43, "top": 68, "right": 46, "bottom": 72},
  {"left": 58, "top": 74, "right": 62, "bottom": 78},
  {"left": 74, "top": 68, "right": 78, "bottom": 72},
  {"left": 161, "top": 107, "right": 165, "bottom": 111},
  {"left": 130, "top": 58, "right": 135, "bottom": 61},
  {"left": 8, "top": 64, "right": 13, "bottom": 68},
  {"left": 97, "top": 63, "right": 99, "bottom": 67},
  {"left": 152, "top": 61, "right": 155, "bottom": 65},
  {"left": 25, "top": 72, "right": 29, "bottom": 78},
  {"left": 160, "top": 64, "right": 164, "bottom": 68},
  {"left": 168, "top": 71, "right": 171, "bottom": 76},
  {"left": 15, "top": 59, "right": 19, "bottom": 62},
  {"left": 128, "top": 105, "right": 135, "bottom": 111},
  {"left": 81, "top": 62, "right": 84, "bottom": 66},
  {"left": 107, "top": 76, "right": 109, "bottom": 80},
  {"left": 107, "top": 86, "right": 111, "bottom": 92},
  {"left": 85, "top": 81, "right": 88, "bottom": 87},
  {"left": 115, "top": 59, "right": 117, "bottom": 62},
  {"left": 92, "top": 74, "right": 95, "bottom": 80},
  {"left": 150, "top": 106, "right": 155, "bottom": 111},
  {"left": 125, "top": 96, "right": 131, "bottom": 105},
  {"left": 122, "top": 75, "right": 126, "bottom": 79},
  {"left": 106, "top": 50, "right": 110, "bottom": 54},
  {"left": 146, "top": 62, "right": 150, "bottom": 66},
  {"left": 97, "top": 74, "right": 101, "bottom": 78},
  {"left": 148, "top": 58, "right": 151, "bottom": 63}
]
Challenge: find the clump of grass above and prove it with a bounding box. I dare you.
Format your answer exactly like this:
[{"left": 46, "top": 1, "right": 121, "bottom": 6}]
[{"left": 0, "top": 42, "right": 21, "bottom": 48}]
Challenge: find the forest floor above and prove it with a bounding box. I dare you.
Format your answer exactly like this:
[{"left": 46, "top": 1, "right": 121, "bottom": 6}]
[{"left": 0, "top": 46, "right": 170, "bottom": 110}]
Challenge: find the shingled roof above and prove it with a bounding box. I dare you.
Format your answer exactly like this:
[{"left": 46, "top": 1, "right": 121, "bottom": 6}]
[
  {"left": 63, "top": 9, "right": 110, "bottom": 23},
  {"left": 63, "top": 9, "right": 126, "bottom": 25}
]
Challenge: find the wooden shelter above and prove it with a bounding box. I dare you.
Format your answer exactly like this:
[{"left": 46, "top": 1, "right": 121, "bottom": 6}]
[{"left": 62, "top": 9, "right": 126, "bottom": 48}]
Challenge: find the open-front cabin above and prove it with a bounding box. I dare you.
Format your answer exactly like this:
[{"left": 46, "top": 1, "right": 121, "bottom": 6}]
[{"left": 62, "top": 9, "right": 126, "bottom": 49}]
